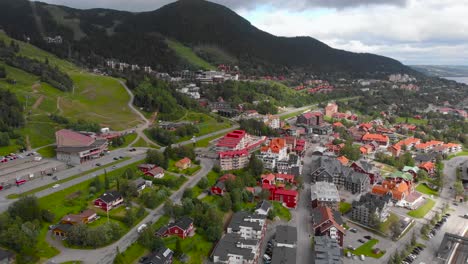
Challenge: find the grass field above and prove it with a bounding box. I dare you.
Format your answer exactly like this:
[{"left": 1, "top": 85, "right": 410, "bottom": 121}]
[
  {"left": 36, "top": 225, "right": 60, "bottom": 259},
  {"left": 379, "top": 212, "right": 399, "bottom": 234},
  {"left": 173, "top": 112, "right": 232, "bottom": 144},
  {"left": 339, "top": 202, "right": 352, "bottom": 214},
  {"left": 416, "top": 183, "right": 439, "bottom": 197},
  {"left": 164, "top": 233, "right": 213, "bottom": 264},
  {"left": 272, "top": 201, "right": 292, "bottom": 221},
  {"left": 346, "top": 239, "right": 385, "bottom": 258},
  {"left": 37, "top": 145, "right": 56, "bottom": 158},
  {"left": 408, "top": 198, "right": 435, "bottom": 218},
  {"left": 0, "top": 31, "right": 141, "bottom": 152},
  {"left": 115, "top": 242, "right": 148, "bottom": 264},
  {"left": 109, "top": 133, "right": 138, "bottom": 150},
  {"left": 166, "top": 39, "right": 214, "bottom": 70},
  {"left": 396, "top": 117, "right": 428, "bottom": 125},
  {"left": 195, "top": 129, "right": 234, "bottom": 148},
  {"left": 448, "top": 150, "right": 468, "bottom": 159}
]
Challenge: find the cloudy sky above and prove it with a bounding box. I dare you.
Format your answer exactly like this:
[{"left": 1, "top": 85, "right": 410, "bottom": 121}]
[{"left": 39, "top": 0, "right": 468, "bottom": 65}]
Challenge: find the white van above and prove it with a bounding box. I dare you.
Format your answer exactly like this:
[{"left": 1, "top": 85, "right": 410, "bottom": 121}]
[
  {"left": 137, "top": 224, "right": 147, "bottom": 233},
  {"left": 360, "top": 255, "right": 365, "bottom": 261}
]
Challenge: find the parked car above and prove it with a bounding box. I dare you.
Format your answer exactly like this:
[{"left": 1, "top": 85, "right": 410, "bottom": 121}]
[
  {"left": 113, "top": 157, "right": 119, "bottom": 160},
  {"left": 52, "top": 184, "right": 60, "bottom": 189},
  {"left": 358, "top": 239, "right": 366, "bottom": 243},
  {"left": 360, "top": 255, "right": 365, "bottom": 261},
  {"left": 364, "top": 235, "right": 372, "bottom": 240},
  {"left": 350, "top": 228, "right": 357, "bottom": 233},
  {"left": 96, "top": 163, "right": 101, "bottom": 166}
]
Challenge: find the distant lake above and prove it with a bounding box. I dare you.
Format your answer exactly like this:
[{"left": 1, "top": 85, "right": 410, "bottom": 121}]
[{"left": 442, "top": 77, "right": 468, "bottom": 84}]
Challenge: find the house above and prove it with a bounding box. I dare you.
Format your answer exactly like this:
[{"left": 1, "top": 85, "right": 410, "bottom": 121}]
[
  {"left": 311, "top": 206, "right": 345, "bottom": 247},
  {"left": 415, "top": 152, "right": 437, "bottom": 164},
  {"left": 336, "top": 156, "right": 349, "bottom": 166},
  {"left": 361, "top": 133, "right": 389, "bottom": 147},
  {"left": 310, "top": 156, "right": 371, "bottom": 194},
  {"left": 138, "top": 164, "right": 156, "bottom": 173},
  {"left": 60, "top": 209, "right": 97, "bottom": 225},
  {"left": 132, "top": 178, "right": 147, "bottom": 192},
  {"left": 296, "top": 111, "right": 323, "bottom": 127},
  {"left": 156, "top": 217, "right": 194, "bottom": 239},
  {"left": 351, "top": 193, "right": 392, "bottom": 227},
  {"left": 55, "top": 129, "right": 108, "bottom": 165},
  {"left": 94, "top": 191, "right": 124, "bottom": 211},
  {"left": 263, "top": 114, "right": 280, "bottom": 129},
  {"left": 389, "top": 137, "right": 421, "bottom": 156},
  {"left": 258, "top": 138, "right": 288, "bottom": 170},
  {"left": 419, "top": 161, "right": 435, "bottom": 175},
  {"left": 141, "top": 247, "right": 173, "bottom": 264},
  {"left": 219, "top": 149, "right": 250, "bottom": 171},
  {"left": 402, "top": 166, "right": 419, "bottom": 178},
  {"left": 211, "top": 174, "right": 236, "bottom": 196},
  {"left": 175, "top": 157, "right": 191, "bottom": 170},
  {"left": 0, "top": 248, "right": 15, "bottom": 264},
  {"left": 311, "top": 182, "right": 340, "bottom": 211},
  {"left": 275, "top": 225, "right": 297, "bottom": 248},
  {"left": 227, "top": 212, "right": 267, "bottom": 240},
  {"left": 325, "top": 102, "right": 338, "bottom": 117},
  {"left": 268, "top": 188, "right": 298, "bottom": 208},
  {"left": 261, "top": 173, "right": 276, "bottom": 185},
  {"left": 145, "top": 166, "right": 165, "bottom": 178},
  {"left": 371, "top": 180, "right": 411, "bottom": 201},
  {"left": 276, "top": 154, "right": 303, "bottom": 177},
  {"left": 254, "top": 200, "right": 272, "bottom": 216},
  {"left": 211, "top": 233, "right": 260, "bottom": 264},
  {"left": 351, "top": 159, "right": 379, "bottom": 184},
  {"left": 314, "top": 236, "right": 343, "bottom": 264},
  {"left": 275, "top": 173, "right": 295, "bottom": 184},
  {"left": 52, "top": 223, "right": 74, "bottom": 237}
]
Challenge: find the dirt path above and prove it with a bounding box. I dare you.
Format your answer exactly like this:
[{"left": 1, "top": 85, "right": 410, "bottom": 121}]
[
  {"left": 25, "top": 135, "right": 31, "bottom": 151},
  {"left": 31, "top": 95, "right": 45, "bottom": 109},
  {"left": 56, "top": 97, "right": 63, "bottom": 114}
]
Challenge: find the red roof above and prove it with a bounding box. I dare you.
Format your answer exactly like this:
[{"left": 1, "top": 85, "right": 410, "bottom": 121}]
[
  {"left": 313, "top": 207, "right": 345, "bottom": 234},
  {"left": 216, "top": 130, "right": 246, "bottom": 148},
  {"left": 362, "top": 133, "right": 389, "bottom": 143},
  {"left": 261, "top": 138, "right": 286, "bottom": 154},
  {"left": 146, "top": 166, "right": 164, "bottom": 176},
  {"left": 218, "top": 174, "right": 236, "bottom": 182},
  {"left": 219, "top": 149, "right": 249, "bottom": 158},
  {"left": 301, "top": 111, "right": 323, "bottom": 119},
  {"left": 261, "top": 173, "right": 276, "bottom": 182},
  {"left": 56, "top": 129, "right": 94, "bottom": 147},
  {"left": 274, "top": 189, "right": 298, "bottom": 197},
  {"left": 275, "top": 174, "right": 295, "bottom": 181},
  {"left": 178, "top": 157, "right": 191, "bottom": 165}
]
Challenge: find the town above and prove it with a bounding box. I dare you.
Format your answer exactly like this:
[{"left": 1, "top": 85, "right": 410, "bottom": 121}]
[{"left": 0, "top": 0, "right": 467, "bottom": 263}]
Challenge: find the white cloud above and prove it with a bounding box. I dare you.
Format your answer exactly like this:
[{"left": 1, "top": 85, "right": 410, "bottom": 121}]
[{"left": 239, "top": 0, "right": 468, "bottom": 64}]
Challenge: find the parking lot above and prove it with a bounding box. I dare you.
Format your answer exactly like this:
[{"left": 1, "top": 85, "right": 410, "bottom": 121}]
[
  {"left": 343, "top": 221, "right": 394, "bottom": 264},
  {"left": 0, "top": 156, "right": 66, "bottom": 185}
]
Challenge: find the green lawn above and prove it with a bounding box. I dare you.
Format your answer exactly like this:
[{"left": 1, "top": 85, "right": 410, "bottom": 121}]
[
  {"left": 339, "top": 202, "right": 352, "bottom": 214},
  {"left": 192, "top": 170, "right": 220, "bottom": 197},
  {"left": 60, "top": 262, "right": 83, "bottom": 264},
  {"left": 448, "top": 150, "right": 468, "bottom": 159},
  {"left": 115, "top": 242, "right": 148, "bottom": 264},
  {"left": 174, "top": 112, "right": 232, "bottom": 144},
  {"left": 181, "top": 165, "right": 201, "bottom": 176},
  {"left": 166, "top": 39, "right": 215, "bottom": 70},
  {"left": 0, "top": 31, "right": 141, "bottom": 152},
  {"left": 379, "top": 212, "right": 399, "bottom": 234},
  {"left": 346, "top": 239, "right": 385, "bottom": 258},
  {"left": 133, "top": 137, "right": 151, "bottom": 148},
  {"left": 36, "top": 224, "right": 60, "bottom": 259},
  {"left": 37, "top": 145, "right": 56, "bottom": 158},
  {"left": 416, "top": 183, "right": 439, "bottom": 197},
  {"left": 163, "top": 233, "right": 214, "bottom": 264},
  {"left": 109, "top": 133, "right": 138, "bottom": 150},
  {"left": 152, "top": 215, "right": 171, "bottom": 230},
  {"left": 408, "top": 199, "right": 435, "bottom": 218},
  {"left": 272, "top": 201, "right": 291, "bottom": 221},
  {"left": 396, "top": 117, "right": 428, "bottom": 125},
  {"left": 7, "top": 157, "right": 131, "bottom": 199}
]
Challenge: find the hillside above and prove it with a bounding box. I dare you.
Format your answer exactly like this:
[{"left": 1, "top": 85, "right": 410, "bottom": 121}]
[
  {"left": 410, "top": 65, "right": 468, "bottom": 77},
  {"left": 0, "top": 0, "right": 413, "bottom": 75},
  {"left": 0, "top": 31, "right": 141, "bottom": 155}
]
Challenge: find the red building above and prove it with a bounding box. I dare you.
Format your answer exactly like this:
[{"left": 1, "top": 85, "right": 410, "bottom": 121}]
[
  {"left": 137, "top": 164, "right": 156, "bottom": 173},
  {"left": 296, "top": 111, "right": 323, "bottom": 127},
  {"left": 261, "top": 183, "right": 298, "bottom": 208},
  {"left": 311, "top": 206, "right": 345, "bottom": 247},
  {"left": 351, "top": 160, "right": 378, "bottom": 184},
  {"left": 211, "top": 174, "right": 236, "bottom": 196},
  {"left": 156, "top": 217, "right": 194, "bottom": 239},
  {"left": 94, "top": 191, "right": 123, "bottom": 211}
]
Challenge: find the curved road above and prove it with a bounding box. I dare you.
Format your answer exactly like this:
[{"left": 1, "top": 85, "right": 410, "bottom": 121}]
[{"left": 47, "top": 157, "right": 214, "bottom": 264}]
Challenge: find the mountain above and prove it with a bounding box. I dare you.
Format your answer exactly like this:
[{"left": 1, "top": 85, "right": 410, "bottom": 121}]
[
  {"left": 0, "top": 0, "right": 414, "bottom": 75},
  {"left": 410, "top": 65, "right": 468, "bottom": 77}
]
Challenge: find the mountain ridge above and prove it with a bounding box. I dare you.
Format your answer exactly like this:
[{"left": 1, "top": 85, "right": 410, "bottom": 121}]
[{"left": 0, "top": 0, "right": 415, "bottom": 75}]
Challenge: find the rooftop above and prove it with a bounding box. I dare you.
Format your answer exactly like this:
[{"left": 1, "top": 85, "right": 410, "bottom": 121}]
[
  {"left": 275, "top": 225, "right": 297, "bottom": 245},
  {"left": 311, "top": 182, "right": 340, "bottom": 202}
]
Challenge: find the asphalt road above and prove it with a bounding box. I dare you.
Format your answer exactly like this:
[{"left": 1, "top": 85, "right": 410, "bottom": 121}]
[
  {"left": 47, "top": 157, "right": 214, "bottom": 264},
  {"left": 0, "top": 148, "right": 147, "bottom": 213}
]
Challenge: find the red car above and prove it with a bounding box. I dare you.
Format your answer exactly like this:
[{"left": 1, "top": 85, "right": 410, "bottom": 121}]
[{"left": 16, "top": 179, "right": 26, "bottom": 186}]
